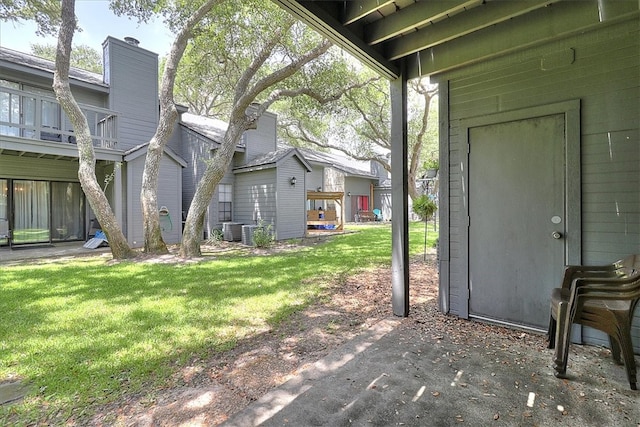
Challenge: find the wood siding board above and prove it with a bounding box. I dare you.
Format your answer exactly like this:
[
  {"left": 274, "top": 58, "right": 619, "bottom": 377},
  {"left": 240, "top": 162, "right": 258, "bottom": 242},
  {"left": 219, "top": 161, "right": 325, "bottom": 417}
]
[
  {"left": 448, "top": 43, "right": 638, "bottom": 103},
  {"left": 276, "top": 157, "right": 306, "bottom": 240},
  {"left": 157, "top": 155, "right": 182, "bottom": 244},
  {"left": 126, "top": 155, "right": 144, "bottom": 246},
  {"left": 441, "top": 18, "right": 639, "bottom": 349},
  {"left": 0, "top": 157, "right": 79, "bottom": 180},
  {"left": 105, "top": 38, "right": 158, "bottom": 151},
  {"left": 243, "top": 112, "right": 277, "bottom": 163},
  {"left": 234, "top": 169, "right": 277, "bottom": 226},
  {"left": 124, "top": 151, "right": 182, "bottom": 247}
]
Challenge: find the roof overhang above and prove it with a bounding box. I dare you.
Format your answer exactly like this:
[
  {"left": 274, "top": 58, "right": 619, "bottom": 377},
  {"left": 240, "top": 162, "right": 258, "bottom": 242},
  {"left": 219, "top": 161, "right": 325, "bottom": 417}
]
[
  {"left": 271, "top": 0, "right": 639, "bottom": 80},
  {"left": 0, "top": 136, "right": 123, "bottom": 162}
]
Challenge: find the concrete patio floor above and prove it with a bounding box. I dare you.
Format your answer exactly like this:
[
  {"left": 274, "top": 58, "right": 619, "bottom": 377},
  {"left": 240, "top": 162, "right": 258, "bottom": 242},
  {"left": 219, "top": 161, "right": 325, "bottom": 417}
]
[{"left": 224, "top": 317, "right": 640, "bottom": 426}]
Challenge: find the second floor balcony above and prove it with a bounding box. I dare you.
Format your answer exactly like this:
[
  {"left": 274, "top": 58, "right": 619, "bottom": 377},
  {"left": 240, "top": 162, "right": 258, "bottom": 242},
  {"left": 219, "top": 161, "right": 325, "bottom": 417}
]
[{"left": 0, "top": 85, "right": 118, "bottom": 150}]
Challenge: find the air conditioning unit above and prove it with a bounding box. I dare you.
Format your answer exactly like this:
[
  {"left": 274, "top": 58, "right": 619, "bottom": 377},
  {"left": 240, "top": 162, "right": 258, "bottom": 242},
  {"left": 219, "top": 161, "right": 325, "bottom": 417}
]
[
  {"left": 242, "top": 225, "right": 259, "bottom": 246},
  {"left": 222, "top": 222, "right": 243, "bottom": 241}
]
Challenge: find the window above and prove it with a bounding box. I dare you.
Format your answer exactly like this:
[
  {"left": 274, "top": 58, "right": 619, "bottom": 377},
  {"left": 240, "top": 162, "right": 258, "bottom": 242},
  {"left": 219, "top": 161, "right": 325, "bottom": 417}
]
[
  {"left": 0, "top": 80, "right": 61, "bottom": 140},
  {"left": 0, "top": 80, "right": 21, "bottom": 137},
  {"left": 218, "top": 184, "right": 232, "bottom": 222}
]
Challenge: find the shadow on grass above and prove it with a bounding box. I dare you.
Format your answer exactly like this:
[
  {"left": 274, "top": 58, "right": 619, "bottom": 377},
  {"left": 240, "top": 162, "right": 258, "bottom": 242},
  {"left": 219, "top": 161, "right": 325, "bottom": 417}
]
[{"left": 0, "top": 224, "right": 420, "bottom": 424}]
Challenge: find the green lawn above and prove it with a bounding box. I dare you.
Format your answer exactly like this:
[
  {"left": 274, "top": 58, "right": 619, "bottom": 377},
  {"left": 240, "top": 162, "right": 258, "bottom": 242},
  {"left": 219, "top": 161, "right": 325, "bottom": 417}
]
[{"left": 0, "top": 222, "right": 437, "bottom": 425}]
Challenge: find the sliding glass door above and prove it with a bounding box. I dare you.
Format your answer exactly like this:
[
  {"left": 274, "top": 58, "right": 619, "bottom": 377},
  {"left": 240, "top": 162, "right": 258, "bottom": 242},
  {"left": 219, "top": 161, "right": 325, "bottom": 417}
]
[
  {"left": 13, "top": 180, "right": 50, "bottom": 244},
  {"left": 51, "top": 182, "right": 84, "bottom": 241},
  {"left": 1, "top": 179, "right": 85, "bottom": 246}
]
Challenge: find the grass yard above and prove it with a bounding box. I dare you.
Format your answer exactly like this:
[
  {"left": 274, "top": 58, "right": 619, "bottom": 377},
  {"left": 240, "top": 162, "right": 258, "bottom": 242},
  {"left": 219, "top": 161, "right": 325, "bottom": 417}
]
[{"left": 0, "top": 222, "right": 437, "bottom": 425}]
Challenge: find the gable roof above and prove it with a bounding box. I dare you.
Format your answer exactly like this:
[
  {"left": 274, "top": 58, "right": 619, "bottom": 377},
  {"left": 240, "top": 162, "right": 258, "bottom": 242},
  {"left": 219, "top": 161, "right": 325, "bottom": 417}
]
[
  {"left": 179, "top": 113, "right": 229, "bottom": 145},
  {"left": 0, "top": 46, "right": 107, "bottom": 90},
  {"left": 298, "top": 147, "right": 377, "bottom": 179},
  {"left": 123, "top": 143, "right": 187, "bottom": 167},
  {"left": 234, "top": 147, "right": 312, "bottom": 174}
]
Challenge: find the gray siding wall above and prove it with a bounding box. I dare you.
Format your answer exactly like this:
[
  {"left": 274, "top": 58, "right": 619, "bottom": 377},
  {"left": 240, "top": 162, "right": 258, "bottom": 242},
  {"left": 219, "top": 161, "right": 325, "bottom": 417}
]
[
  {"left": 166, "top": 121, "right": 185, "bottom": 157},
  {"left": 276, "top": 157, "right": 306, "bottom": 240},
  {"left": 242, "top": 111, "right": 277, "bottom": 163},
  {"left": 157, "top": 157, "right": 183, "bottom": 245},
  {"left": 179, "top": 127, "right": 212, "bottom": 219},
  {"left": 437, "top": 18, "right": 639, "bottom": 349},
  {"left": 345, "top": 177, "right": 373, "bottom": 221},
  {"left": 103, "top": 37, "right": 158, "bottom": 151},
  {"left": 234, "top": 169, "right": 277, "bottom": 226},
  {"left": 126, "top": 153, "right": 182, "bottom": 247},
  {"left": 373, "top": 187, "right": 392, "bottom": 221},
  {"left": 306, "top": 167, "right": 324, "bottom": 193},
  {"left": 176, "top": 125, "right": 239, "bottom": 235}
]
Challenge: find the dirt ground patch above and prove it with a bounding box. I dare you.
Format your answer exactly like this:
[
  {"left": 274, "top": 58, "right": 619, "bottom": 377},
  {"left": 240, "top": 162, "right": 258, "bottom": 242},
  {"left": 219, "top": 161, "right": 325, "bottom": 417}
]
[
  {"left": 84, "top": 247, "right": 637, "bottom": 426},
  {"left": 86, "top": 250, "right": 437, "bottom": 426}
]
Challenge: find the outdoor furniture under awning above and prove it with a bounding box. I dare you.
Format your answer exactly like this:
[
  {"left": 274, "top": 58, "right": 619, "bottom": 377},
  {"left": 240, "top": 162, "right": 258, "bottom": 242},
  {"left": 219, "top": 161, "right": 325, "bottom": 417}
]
[{"left": 548, "top": 255, "right": 640, "bottom": 390}]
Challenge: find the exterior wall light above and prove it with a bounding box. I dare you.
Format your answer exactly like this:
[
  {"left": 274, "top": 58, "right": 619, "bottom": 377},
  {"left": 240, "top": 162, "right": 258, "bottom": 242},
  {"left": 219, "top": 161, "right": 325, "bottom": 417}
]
[
  {"left": 290, "top": 176, "right": 297, "bottom": 186},
  {"left": 347, "top": 192, "right": 351, "bottom": 197}
]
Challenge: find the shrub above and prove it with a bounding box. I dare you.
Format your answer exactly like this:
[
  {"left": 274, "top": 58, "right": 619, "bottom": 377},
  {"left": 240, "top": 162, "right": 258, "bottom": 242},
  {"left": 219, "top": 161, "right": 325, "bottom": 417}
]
[
  {"left": 252, "top": 220, "right": 274, "bottom": 248},
  {"left": 205, "top": 229, "right": 224, "bottom": 245},
  {"left": 423, "top": 157, "right": 439, "bottom": 171}
]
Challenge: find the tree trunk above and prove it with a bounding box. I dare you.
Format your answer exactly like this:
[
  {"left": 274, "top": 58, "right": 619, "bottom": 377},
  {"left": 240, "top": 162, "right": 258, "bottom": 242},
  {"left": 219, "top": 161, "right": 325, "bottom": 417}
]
[
  {"left": 141, "top": 109, "right": 175, "bottom": 255},
  {"left": 54, "top": 0, "right": 136, "bottom": 259},
  {"left": 179, "top": 117, "right": 246, "bottom": 258},
  {"left": 140, "top": 0, "right": 221, "bottom": 254}
]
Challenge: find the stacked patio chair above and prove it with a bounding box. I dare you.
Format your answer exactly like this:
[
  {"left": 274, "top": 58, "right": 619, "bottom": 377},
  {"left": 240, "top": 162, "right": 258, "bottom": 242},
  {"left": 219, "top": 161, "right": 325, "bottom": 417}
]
[{"left": 548, "top": 254, "right": 640, "bottom": 390}]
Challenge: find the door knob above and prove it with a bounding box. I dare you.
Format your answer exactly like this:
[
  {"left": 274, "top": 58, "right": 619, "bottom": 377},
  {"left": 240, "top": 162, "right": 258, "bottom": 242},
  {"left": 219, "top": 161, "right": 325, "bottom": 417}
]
[{"left": 551, "top": 231, "right": 562, "bottom": 239}]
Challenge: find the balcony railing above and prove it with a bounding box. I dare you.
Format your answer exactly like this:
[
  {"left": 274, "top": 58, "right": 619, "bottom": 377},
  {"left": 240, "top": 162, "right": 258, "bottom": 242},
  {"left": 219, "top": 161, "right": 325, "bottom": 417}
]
[{"left": 0, "top": 86, "right": 118, "bottom": 149}]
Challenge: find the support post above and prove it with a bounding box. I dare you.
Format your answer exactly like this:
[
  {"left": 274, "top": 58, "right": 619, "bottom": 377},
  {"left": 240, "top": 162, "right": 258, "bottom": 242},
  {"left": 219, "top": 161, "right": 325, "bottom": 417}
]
[{"left": 390, "top": 61, "right": 410, "bottom": 317}]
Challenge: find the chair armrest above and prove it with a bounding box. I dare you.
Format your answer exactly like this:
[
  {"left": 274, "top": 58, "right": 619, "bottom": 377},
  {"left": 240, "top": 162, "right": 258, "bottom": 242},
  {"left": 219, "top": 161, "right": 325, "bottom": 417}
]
[
  {"left": 560, "top": 264, "right": 618, "bottom": 288},
  {"left": 569, "top": 274, "right": 640, "bottom": 300}
]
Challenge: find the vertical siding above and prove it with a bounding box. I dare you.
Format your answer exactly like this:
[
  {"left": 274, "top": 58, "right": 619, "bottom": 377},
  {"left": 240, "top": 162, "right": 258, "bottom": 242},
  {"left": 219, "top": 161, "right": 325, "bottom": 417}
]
[
  {"left": 157, "top": 157, "right": 183, "bottom": 245},
  {"left": 234, "top": 169, "right": 277, "bottom": 227},
  {"left": 177, "top": 126, "right": 234, "bottom": 232},
  {"left": 179, "top": 128, "right": 211, "bottom": 219},
  {"left": 166, "top": 121, "right": 184, "bottom": 157},
  {"left": 126, "top": 152, "right": 182, "bottom": 247},
  {"left": 306, "top": 168, "right": 323, "bottom": 192},
  {"left": 243, "top": 111, "right": 277, "bottom": 162},
  {"left": 276, "top": 158, "right": 306, "bottom": 240},
  {"left": 439, "top": 18, "right": 639, "bottom": 348},
  {"left": 104, "top": 37, "right": 158, "bottom": 151},
  {"left": 126, "top": 156, "right": 144, "bottom": 247}
]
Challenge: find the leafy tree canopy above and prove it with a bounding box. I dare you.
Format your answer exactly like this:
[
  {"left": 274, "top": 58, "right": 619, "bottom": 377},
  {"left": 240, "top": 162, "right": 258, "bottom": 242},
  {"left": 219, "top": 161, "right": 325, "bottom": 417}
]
[
  {"left": 0, "top": 0, "right": 61, "bottom": 35},
  {"left": 172, "top": 0, "right": 370, "bottom": 120},
  {"left": 30, "top": 42, "right": 102, "bottom": 73}
]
